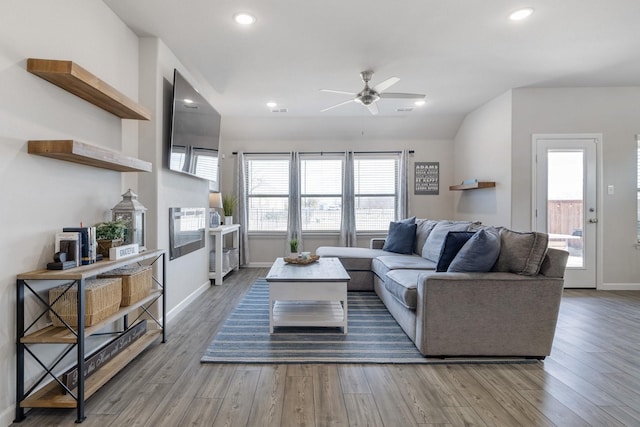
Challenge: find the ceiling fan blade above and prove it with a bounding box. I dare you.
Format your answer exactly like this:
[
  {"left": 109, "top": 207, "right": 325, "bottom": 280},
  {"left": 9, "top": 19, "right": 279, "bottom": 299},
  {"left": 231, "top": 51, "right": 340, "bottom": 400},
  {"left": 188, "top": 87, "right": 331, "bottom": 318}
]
[
  {"left": 373, "top": 77, "right": 400, "bottom": 93},
  {"left": 320, "top": 89, "right": 357, "bottom": 95},
  {"left": 379, "top": 92, "right": 425, "bottom": 99},
  {"left": 366, "top": 102, "right": 379, "bottom": 115},
  {"left": 321, "top": 99, "right": 355, "bottom": 112}
]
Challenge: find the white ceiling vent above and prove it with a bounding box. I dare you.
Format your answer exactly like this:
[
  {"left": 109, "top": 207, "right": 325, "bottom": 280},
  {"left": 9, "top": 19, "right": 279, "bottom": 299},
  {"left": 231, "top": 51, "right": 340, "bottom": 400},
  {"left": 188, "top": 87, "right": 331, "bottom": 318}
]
[
  {"left": 271, "top": 108, "right": 288, "bottom": 113},
  {"left": 396, "top": 107, "right": 414, "bottom": 112}
]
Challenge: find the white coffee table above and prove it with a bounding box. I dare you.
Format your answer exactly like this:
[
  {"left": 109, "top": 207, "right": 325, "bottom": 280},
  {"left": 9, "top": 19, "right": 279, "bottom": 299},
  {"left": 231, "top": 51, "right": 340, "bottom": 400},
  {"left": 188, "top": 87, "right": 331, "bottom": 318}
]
[{"left": 266, "top": 257, "right": 350, "bottom": 334}]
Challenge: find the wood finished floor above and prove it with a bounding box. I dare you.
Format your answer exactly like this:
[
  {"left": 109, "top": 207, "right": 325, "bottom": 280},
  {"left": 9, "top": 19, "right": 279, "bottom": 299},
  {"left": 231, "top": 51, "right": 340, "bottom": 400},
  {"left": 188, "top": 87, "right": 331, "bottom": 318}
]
[{"left": 13, "top": 268, "right": 640, "bottom": 427}]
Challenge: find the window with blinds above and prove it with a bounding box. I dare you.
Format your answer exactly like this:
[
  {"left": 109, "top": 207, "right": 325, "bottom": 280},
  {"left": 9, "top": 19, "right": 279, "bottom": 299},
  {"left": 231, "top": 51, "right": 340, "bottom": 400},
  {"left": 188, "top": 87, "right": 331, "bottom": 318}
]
[
  {"left": 243, "top": 152, "right": 400, "bottom": 233},
  {"left": 245, "top": 156, "right": 290, "bottom": 232},
  {"left": 354, "top": 154, "right": 399, "bottom": 231},
  {"left": 300, "top": 155, "right": 343, "bottom": 231}
]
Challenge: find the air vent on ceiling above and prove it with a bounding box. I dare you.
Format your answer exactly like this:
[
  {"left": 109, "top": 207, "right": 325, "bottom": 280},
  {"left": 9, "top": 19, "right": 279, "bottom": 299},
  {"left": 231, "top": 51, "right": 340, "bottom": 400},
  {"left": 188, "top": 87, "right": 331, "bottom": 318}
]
[
  {"left": 271, "top": 108, "right": 288, "bottom": 113},
  {"left": 396, "top": 107, "right": 414, "bottom": 112}
]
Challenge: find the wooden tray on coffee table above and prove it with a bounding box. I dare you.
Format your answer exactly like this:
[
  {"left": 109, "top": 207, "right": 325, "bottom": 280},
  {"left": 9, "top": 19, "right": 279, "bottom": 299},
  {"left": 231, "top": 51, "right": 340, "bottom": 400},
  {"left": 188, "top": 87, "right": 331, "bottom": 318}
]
[{"left": 283, "top": 255, "right": 320, "bottom": 265}]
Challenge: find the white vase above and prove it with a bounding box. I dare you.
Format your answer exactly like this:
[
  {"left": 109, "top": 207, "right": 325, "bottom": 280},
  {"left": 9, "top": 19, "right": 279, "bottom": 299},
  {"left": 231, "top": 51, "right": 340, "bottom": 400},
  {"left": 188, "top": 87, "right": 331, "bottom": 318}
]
[{"left": 224, "top": 216, "right": 233, "bottom": 225}]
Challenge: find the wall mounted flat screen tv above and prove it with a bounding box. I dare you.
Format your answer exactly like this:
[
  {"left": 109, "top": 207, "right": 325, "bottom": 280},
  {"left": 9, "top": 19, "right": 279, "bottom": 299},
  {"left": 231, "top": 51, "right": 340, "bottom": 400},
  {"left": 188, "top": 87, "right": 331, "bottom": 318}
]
[{"left": 169, "top": 69, "right": 220, "bottom": 189}]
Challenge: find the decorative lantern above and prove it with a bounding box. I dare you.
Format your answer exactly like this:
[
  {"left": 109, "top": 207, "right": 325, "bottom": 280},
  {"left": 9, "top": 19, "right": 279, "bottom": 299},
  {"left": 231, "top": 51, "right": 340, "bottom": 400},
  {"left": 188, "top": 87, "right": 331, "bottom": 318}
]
[{"left": 112, "top": 189, "right": 147, "bottom": 251}]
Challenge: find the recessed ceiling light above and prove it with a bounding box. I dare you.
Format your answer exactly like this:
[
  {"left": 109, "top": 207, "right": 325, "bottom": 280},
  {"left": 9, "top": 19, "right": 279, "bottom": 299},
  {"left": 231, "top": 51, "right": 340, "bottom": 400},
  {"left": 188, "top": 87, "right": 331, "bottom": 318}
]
[
  {"left": 509, "top": 7, "right": 534, "bottom": 21},
  {"left": 233, "top": 12, "right": 256, "bottom": 25},
  {"left": 414, "top": 100, "right": 426, "bottom": 106},
  {"left": 183, "top": 98, "right": 194, "bottom": 104},
  {"left": 266, "top": 101, "right": 277, "bottom": 108}
]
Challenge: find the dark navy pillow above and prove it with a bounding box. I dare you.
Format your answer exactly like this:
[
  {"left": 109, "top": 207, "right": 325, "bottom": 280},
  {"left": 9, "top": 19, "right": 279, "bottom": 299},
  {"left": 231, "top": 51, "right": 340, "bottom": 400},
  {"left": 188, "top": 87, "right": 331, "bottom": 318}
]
[
  {"left": 448, "top": 229, "right": 501, "bottom": 272},
  {"left": 383, "top": 221, "right": 417, "bottom": 254},
  {"left": 436, "top": 231, "right": 476, "bottom": 272}
]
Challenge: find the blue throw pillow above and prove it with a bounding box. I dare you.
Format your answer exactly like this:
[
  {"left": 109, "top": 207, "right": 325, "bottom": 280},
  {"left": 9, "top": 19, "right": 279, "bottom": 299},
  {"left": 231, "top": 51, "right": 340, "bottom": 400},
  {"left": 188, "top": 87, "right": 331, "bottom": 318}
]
[
  {"left": 436, "top": 231, "right": 476, "bottom": 272},
  {"left": 448, "top": 229, "right": 501, "bottom": 272},
  {"left": 383, "top": 221, "right": 417, "bottom": 254}
]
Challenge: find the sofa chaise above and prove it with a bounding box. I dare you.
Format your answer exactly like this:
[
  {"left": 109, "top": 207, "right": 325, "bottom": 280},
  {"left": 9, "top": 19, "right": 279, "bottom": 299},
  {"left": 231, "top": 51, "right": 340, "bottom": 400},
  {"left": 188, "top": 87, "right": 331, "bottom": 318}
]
[{"left": 317, "top": 218, "right": 569, "bottom": 358}]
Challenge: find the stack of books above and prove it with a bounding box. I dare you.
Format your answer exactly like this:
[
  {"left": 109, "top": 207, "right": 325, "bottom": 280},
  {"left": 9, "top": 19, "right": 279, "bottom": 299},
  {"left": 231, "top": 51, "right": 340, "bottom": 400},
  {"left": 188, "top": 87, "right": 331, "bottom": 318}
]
[{"left": 49, "top": 226, "right": 98, "bottom": 270}]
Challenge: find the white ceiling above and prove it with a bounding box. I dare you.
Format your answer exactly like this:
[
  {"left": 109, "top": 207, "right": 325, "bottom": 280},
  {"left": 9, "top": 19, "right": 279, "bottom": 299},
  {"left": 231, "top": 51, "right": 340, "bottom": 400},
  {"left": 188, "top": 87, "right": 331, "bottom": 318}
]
[{"left": 104, "top": 0, "right": 640, "bottom": 139}]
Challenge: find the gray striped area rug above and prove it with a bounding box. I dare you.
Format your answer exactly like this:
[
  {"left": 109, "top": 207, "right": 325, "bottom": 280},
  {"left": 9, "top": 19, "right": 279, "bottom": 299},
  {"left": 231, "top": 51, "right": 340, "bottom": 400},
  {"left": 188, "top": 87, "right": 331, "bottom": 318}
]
[{"left": 201, "top": 279, "right": 536, "bottom": 364}]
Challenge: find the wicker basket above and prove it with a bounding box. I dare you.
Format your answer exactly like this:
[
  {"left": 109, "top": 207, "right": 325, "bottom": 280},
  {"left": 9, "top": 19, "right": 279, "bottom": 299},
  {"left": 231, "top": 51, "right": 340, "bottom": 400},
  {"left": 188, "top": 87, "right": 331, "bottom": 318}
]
[
  {"left": 49, "top": 278, "right": 122, "bottom": 327},
  {"left": 98, "top": 266, "right": 152, "bottom": 306}
]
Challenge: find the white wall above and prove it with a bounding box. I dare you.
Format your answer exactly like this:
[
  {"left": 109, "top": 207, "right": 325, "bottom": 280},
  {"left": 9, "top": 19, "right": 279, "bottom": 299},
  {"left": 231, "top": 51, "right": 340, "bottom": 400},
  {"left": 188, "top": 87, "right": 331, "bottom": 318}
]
[
  {"left": 452, "top": 91, "right": 512, "bottom": 227},
  {"left": 511, "top": 87, "right": 640, "bottom": 286},
  {"left": 219, "top": 130, "right": 455, "bottom": 264},
  {"left": 137, "top": 38, "right": 212, "bottom": 316},
  {"left": 0, "top": 1, "right": 141, "bottom": 424}
]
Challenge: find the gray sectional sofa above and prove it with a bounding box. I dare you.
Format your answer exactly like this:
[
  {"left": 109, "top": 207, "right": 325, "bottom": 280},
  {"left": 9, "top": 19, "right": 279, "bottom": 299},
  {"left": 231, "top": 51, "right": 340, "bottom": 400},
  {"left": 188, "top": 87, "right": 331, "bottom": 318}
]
[{"left": 317, "top": 219, "right": 569, "bottom": 358}]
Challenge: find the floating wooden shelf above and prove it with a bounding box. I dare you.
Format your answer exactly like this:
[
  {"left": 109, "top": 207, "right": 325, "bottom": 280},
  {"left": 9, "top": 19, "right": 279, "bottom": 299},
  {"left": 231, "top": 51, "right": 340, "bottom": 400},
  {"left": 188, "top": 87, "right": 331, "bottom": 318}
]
[
  {"left": 27, "top": 58, "right": 151, "bottom": 120},
  {"left": 449, "top": 181, "right": 496, "bottom": 191},
  {"left": 28, "top": 140, "right": 152, "bottom": 172}
]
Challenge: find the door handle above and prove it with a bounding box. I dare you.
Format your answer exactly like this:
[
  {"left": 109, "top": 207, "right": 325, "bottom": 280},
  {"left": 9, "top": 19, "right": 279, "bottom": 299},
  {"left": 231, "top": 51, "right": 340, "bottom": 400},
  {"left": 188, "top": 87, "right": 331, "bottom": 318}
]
[{"left": 588, "top": 218, "right": 598, "bottom": 223}]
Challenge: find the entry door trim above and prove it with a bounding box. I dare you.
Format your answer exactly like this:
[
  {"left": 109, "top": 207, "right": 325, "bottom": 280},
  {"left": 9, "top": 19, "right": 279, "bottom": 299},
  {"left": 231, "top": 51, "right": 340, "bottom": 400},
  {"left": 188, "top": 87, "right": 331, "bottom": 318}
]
[{"left": 531, "top": 133, "right": 603, "bottom": 289}]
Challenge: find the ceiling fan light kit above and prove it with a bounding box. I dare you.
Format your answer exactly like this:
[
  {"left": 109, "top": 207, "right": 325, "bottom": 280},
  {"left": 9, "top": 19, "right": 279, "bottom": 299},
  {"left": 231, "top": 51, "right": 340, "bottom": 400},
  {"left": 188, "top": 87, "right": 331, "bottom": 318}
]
[{"left": 321, "top": 70, "right": 425, "bottom": 115}]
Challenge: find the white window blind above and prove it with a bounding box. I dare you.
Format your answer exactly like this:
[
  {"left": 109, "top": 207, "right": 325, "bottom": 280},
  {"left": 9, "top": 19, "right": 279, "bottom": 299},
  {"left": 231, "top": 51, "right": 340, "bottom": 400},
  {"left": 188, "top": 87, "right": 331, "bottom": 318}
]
[
  {"left": 300, "top": 156, "right": 343, "bottom": 231},
  {"left": 354, "top": 154, "right": 399, "bottom": 231},
  {"left": 245, "top": 156, "right": 290, "bottom": 232}
]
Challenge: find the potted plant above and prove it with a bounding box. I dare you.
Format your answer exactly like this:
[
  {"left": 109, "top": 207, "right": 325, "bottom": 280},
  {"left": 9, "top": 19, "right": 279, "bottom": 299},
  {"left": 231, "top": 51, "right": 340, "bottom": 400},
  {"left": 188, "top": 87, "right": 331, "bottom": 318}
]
[
  {"left": 222, "top": 195, "right": 236, "bottom": 225},
  {"left": 289, "top": 238, "right": 298, "bottom": 256},
  {"left": 95, "top": 220, "right": 127, "bottom": 258}
]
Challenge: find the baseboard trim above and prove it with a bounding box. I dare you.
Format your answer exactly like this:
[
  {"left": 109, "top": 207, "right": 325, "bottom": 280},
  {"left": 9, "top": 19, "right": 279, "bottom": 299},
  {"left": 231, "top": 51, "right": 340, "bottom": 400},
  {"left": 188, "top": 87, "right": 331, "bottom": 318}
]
[
  {"left": 166, "top": 280, "right": 210, "bottom": 324},
  {"left": 599, "top": 283, "right": 640, "bottom": 291},
  {"left": 1, "top": 406, "right": 13, "bottom": 427},
  {"left": 247, "top": 262, "right": 274, "bottom": 268}
]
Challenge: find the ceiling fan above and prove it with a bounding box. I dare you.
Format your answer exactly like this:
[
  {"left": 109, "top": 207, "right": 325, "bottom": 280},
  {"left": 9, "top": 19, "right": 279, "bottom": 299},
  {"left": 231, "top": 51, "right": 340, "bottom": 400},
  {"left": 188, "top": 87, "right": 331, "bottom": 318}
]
[{"left": 320, "top": 70, "right": 425, "bottom": 115}]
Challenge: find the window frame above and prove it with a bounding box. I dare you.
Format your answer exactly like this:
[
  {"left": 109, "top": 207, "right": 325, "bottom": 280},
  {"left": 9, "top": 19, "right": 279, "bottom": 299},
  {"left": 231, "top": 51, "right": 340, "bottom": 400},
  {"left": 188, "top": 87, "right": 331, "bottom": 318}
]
[
  {"left": 299, "top": 154, "right": 344, "bottom": 233},
  {"left": 242, "top": 151, "right": 402, "bottom": 236},
  {"left": 353, "top": 152, "right": 400, "bottom": 233},
  {"left": 244, "top": 154, "right": 290, "bottom": 234}
]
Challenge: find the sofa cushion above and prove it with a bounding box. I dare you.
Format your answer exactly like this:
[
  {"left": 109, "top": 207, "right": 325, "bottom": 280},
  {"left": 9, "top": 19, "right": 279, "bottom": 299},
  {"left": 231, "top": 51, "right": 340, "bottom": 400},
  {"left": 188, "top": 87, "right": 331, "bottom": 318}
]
[
  {"left": 422, "top": 221, "right": 473, "bottom": 262},
  {"left": 317, "top": 246, "right": 403, "bottom": 271},
  {"left": 384, "top": 269, "right": 425, "bottom": 310},
  {"left": 414, "top": 219, "right": 438, "bottom": 255},
  {"left": 372, "top": 255, "right": 436, "bottom": 282},
  {"left": 436, "top": 231, "right": 476, "bottom": 272},
  {"left": 376, "top": 255, "right": 437, "bottom": 271},
  {"left": 448, "top": 229, "right": 501, "bottom": 272},
  {"left": 492, "top": 229, "right": 549, "bottom": 276},
  {"left": 382, "top": 221, "right": 417, "bottom": 254}
]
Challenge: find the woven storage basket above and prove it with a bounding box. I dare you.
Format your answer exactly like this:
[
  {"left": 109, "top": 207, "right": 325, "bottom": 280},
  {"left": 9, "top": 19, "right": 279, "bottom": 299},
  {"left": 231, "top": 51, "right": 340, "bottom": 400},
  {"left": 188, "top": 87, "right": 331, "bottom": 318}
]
[
  {"left": 98, "top": 266, "right": 152, "bottom": 306},
  {"left": 49, "top": 278, "right": 122, "bottom": 327}
]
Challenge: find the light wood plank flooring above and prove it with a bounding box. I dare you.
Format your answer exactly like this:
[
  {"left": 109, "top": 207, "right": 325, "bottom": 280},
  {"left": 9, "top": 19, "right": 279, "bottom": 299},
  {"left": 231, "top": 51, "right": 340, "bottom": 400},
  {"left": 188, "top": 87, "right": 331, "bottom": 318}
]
[{"left": 12, "top": 268, "right": 640, "bottom": 426}]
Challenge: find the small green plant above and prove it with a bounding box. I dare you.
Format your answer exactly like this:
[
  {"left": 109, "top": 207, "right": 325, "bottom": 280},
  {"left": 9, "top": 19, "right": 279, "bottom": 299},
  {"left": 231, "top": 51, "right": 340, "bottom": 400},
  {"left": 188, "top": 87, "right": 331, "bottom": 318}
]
[
  {"left": 222, "top": 195, "right": 236, "bottom": 217},
  {"left": 289, "top": 238, "right": 299, "bottom": 253},
  {"left": 95, "top": 220, "right": 127, "bottom": 240}
]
